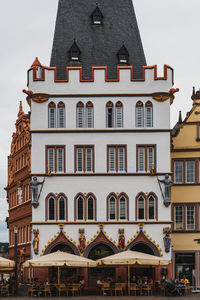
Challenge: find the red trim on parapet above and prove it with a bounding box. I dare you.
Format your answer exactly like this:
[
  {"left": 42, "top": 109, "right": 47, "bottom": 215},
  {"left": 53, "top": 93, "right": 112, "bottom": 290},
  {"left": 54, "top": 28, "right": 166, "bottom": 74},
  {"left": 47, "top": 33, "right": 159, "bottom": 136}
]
[{"left": 28, "top": 64, "right": 174, "bottom": 85}]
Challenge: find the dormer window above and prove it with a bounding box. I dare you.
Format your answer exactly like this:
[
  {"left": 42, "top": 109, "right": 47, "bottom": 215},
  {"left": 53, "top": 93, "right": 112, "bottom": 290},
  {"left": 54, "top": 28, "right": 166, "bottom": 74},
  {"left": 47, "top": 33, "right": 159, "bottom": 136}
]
[
  {"left": 69, "top": 41, "right": 81, "bottom": 62},
  {"left": 117, "top": 45, "right": 129, "bottom": 64},
  {"left": 91, "top": 5, "right": 103, "bottom": 25}
]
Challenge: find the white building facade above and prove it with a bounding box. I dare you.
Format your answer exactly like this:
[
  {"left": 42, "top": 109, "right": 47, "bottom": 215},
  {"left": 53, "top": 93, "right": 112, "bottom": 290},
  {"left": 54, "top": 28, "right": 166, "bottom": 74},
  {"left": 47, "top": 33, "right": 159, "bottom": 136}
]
[{"left": 25, "top": 0, "right": 175, "bottom": 286}]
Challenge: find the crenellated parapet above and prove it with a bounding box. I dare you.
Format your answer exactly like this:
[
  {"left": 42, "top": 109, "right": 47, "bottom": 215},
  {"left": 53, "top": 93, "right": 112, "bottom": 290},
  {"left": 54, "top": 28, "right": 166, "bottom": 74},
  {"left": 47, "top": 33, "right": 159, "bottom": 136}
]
[{"left": 27, "top": 60, "right": 174, "bottom": 99}]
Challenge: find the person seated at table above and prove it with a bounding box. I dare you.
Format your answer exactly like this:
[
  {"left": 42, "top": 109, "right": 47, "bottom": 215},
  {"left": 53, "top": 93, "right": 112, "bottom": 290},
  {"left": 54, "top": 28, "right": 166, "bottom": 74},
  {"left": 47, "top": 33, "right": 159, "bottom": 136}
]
[
  {"left": 66, "top": 279, "right": 72, "bottom": 285},
  {"left": 137, "top": 276, "right": 142, "bottom": 285},
  {"left": 180, "top": 276, "right": 189, "bottom": 286},
  {"left": 80, "top": 278, "right": 85, "bottom": 291},
  {"left": 44, "top": 279, "right": 49, "bottom": 285},
  {"left": 131, "top": 275, "right": 137, "bottom": 284},
  {"left": 160, "top": 276, "right": 166, "bottom": 284},
  {"left": 97, "top": 278, "right": 102, "bottom": 294},
  {"left": 116, "top": 276, "right": 122, "bottom": 283},
  {"left": 51, "top": 278, "right": 57, "bottom": 284},
  {"left": 148, "top": 278, "right": 154, "bottom": 289}
]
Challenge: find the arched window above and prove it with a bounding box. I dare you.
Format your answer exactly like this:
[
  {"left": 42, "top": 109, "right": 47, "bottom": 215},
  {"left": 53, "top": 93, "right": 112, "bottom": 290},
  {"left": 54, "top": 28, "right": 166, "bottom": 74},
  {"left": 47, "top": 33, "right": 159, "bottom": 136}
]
[
  {"left": 136, "top": 101, "right": 144, "bottom": 128},
  {"left": 138, "top": 196, "right": 145, "bottom": 220},
  {"left": 148, "top": 195, "right": 155, "bottom": 220},
  {"left": 58, "top": 196, "right": 65, "bottom": 220},
  {"left": 119, "top": 196, "right": 126, "bottom": 220},
  {"left": 77, "top": 102, "right": 84, "bottom": 128},
  {"left": 106, "top": 102, "right": 114, "bottom": 128},
  {"left": 77, "top": 196, "right": 84, "bottom": 220},
  {"left": 57, "top": 102, "right": 65, "bottom": 128},
  {"left": 87, "top": 196, "right": 94, "bottom": 220},
  {"left": 86, "top": 102, "right": 94, "bottom": 128},
  {"left": 109, "top": 196, "right": 116, "bottom": 220},
  {"left": 115, "top": 101, "right": 123, "bottom": 128},
  {"left": 48, "top": 102, "right": 56, "bottom": 128},
  {"left": 49, "top": 197, "right": 55, "bottom": 220},
  {"left": 145, "top": 101, "right": 153, "bottom": 128}
]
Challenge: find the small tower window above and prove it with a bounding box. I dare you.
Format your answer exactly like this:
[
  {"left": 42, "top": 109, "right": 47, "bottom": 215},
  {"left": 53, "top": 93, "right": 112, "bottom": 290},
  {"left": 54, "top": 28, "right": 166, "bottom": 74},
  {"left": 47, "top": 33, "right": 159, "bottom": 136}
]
[
  {"left": 117, "top": 45, "right": 129, "bottom": 64},
  {"left": 69, "top": 41, "right": 81, "bottom": 62},
  {"left": 91, "top": 5, "right": 103, "bottom": 25}
]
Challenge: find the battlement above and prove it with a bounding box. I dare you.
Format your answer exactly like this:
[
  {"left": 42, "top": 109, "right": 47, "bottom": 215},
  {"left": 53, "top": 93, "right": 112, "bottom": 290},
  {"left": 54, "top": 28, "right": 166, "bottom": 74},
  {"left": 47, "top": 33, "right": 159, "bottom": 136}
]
[{"left": 27, "top": 63, "right": 174, "bottom": 96}]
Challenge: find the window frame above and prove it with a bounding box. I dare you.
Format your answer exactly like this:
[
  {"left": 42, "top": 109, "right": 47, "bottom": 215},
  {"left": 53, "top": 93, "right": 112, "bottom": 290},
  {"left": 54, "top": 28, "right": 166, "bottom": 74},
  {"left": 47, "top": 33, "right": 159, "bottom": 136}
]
[
  {"left": 173, "top": 159, "right": 198, "bottom": 184},
  {"left": 76, "top": 102, "right": 85, "bottom": 128},
  {"left": 136, "top": 101, "right": 144, "bottom": 128},
  {"left": 46, "top": 145, "right": 66, "bottom": 174},
  {"left": 136, "top": 192, "right": 158, "bottom": 221},
  {"left": 48, "top": 102, "right": 56, "bottom": 128},
  {"left": 57, "top": 101, "right": 66, "bottom": 128},
  {"left": 107, "top": 193, "right": 129, "bottom": 221},
  {"left": 145, "top": 101, "right": 153, "bottom": 128},
  {"left": 115, "top": 101, "right": 123, "bottom": 128},
  {"left": 46, "top": 193, "right": 68, "bottom": 221},
  {"left": 107, "top": 145, "right": 127, "bottom": 173},
  {"left": 74, "top": 193, "right": 97, "bottom": 221},
  {"left": 86, "top": 101, "right": 94, "bottom": 128},
  {"left": 136, "top": 145, "right": 156, "bottom": 173},
  {"left": 106, "top": 102, "right": 114, "bottom": 128},
  {"left": 74, "top": 145, "right": 95, "bottom": 173},
  {"left": 173, "top": 203, "right": 198, "bottom": 231}
]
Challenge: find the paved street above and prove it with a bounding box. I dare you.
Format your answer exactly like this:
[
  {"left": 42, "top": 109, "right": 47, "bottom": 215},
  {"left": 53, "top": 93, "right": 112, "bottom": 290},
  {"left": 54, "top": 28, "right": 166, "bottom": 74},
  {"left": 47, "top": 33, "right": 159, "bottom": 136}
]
[{"left": 4, "top": 296, "right": 200, "bottom": 300}]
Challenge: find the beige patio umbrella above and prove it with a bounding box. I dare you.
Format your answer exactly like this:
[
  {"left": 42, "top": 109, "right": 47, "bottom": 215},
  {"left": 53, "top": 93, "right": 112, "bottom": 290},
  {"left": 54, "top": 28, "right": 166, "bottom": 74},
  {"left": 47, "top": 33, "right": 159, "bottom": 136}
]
[
  {"left": 96, "top": 250, "right": 170, "bottom": 295},
  {"left": 0, "top": 257, "right": 15, "bottom": 271},
  {"left": 23, "top": 251, "right": 96, "bottom": 284}
]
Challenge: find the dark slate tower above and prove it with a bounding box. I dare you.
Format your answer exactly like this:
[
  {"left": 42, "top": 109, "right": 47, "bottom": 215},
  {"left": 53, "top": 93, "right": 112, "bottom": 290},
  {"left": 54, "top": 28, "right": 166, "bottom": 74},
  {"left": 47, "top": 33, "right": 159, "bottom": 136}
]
[{"left": 50, "top": 0, "right": 146, "bottom": 80}]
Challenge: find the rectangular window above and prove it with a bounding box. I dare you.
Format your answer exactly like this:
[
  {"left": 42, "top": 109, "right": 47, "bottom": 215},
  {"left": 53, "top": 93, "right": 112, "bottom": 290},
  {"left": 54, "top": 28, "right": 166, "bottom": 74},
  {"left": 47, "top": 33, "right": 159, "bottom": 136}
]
[
  {"left": 57, "top": 148, "right": 64, "bottom": 172},
  {"left": 49, "top": 108, "right": 56, "bottom": 128},
  {"left": 46, "top": 146, "right": 65, "bottom": 173},
  {"left": 77, "top": 107, "right": 84, "bottom": 128},
  {"left": 116, "top": 107, "right": 123, "bottom": 128},
  {"left": 109, "top": 148, "right": 116, "bottom": 172},
  {"left": 186, "top": 161, "right": 195, "bottom": 183},
  {"left": 187, "top": 205, "right": 195, "bottom": 230},
  {"left": 107, "top": 108, "right": 114, "bottom": 128},
  {"left": 174, "top": 160, "right": 196, "bottom": 184},
  {"left": 175, "top": 206, "right": 184, "bottom": 230},
  {"left": 108, "top": 145, "right": 126, "bottom": 172},
  {"left": 86, "top": 108, "right": 93, "bottom": 128},
  {"left": 119, "top": 199, "right": 126, "bottom": 220},
  {"left": 174, "top": 161, "right": 183, "bottom": 183},
  {"left": 137, "top": 145, "right": 156, "bottom": 172},
  {"left": 58, "top": 108, "right": 65, "bottom": 128},
  {"left": 136, "top": 107, "right": 143, "bottom": 128},
  {"left": 146, "top": 107, "right": 153, "bottom": 128},
  {"left": 75, "top": 146, "right": 94, "bottom": 172},
  {"left": 109, "top": 199, "right": 116, "bottom": 220}
]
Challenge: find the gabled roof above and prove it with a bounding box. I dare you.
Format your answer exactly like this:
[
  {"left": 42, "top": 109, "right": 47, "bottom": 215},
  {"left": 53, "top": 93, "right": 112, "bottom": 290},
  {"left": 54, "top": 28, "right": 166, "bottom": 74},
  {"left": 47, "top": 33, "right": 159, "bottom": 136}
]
[
  {"left": 50, "top": 0, "right": 146, "bottom": 80},
  {"left": 32, "top": 57, "right": 41, "bottom": 67}
]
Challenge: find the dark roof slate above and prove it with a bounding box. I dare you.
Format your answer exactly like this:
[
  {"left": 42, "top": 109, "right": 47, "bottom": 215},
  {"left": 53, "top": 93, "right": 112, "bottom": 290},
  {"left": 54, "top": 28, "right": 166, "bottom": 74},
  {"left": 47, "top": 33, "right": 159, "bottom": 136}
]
[{"left": 50, "top": 0, "right": 146, "bottom": 80}]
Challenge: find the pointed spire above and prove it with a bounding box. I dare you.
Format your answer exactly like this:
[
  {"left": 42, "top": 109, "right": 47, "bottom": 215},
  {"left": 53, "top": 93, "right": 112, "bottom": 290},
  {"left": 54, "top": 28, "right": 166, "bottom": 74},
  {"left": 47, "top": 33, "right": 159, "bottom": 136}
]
[
  {"left": 31, "top": 57, "right": 42, "bottom": 67},
  {"left": 191, "top": 86, "right": 200, "bottom": 101},
  {"left": 50, "top": 0, "right": 146, "bottom": 80},
  {"left": 18, "top": 101, "right": 24, "bottom": 118},
  {"left": 178, "top": 111, "right": 182, "bottom": 123}
]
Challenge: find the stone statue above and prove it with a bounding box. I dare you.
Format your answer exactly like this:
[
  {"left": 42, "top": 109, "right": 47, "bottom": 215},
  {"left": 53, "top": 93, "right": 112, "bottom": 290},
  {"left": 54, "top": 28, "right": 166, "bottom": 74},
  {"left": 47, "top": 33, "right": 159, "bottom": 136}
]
[
  {"left": 78, "top": 229, "right": 86, "bottom": 254},
  {"left": 18, "top": 187, "right": 23, "bottom": 204},
  {"left": 158, "top": 175, "right": 173, "bottom": 205},
  {"left": 118, "top": 229, "right": 125, "bottom": 251},
  {"left": 30, "top": 177, "right": 44, "bottom": 202},
  {"left": 163, "top": 227, "right": 171, "bottom": 253},
  {"left": 33, "top": 229, "right": 39, "bottom": 255}
]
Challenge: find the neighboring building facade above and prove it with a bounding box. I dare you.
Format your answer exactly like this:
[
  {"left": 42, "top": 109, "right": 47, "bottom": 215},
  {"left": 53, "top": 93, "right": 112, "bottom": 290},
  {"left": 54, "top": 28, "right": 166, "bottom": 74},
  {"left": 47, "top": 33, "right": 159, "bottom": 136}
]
[
  {"left": 5, "top": 102, "right": 32, "bottom": 282},
  {"left": 171, "top": 88, "right": 200, "bottom": 287}
]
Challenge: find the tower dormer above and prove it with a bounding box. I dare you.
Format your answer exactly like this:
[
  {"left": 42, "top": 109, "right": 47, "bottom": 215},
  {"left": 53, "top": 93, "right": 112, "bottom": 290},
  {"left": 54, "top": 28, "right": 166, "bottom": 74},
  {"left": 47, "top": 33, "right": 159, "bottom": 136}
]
[
  {"left": 117, "top": 45, "right": 129, "bottom": 64},
  {"left": 91, "top": 5, "right": 103, "bottom": 25},
  {"left": 68, "top": 41, "right": 81, "bottom": 62},
  {"left": 32, "top": 57, "right": 43, "bottom": 79}
]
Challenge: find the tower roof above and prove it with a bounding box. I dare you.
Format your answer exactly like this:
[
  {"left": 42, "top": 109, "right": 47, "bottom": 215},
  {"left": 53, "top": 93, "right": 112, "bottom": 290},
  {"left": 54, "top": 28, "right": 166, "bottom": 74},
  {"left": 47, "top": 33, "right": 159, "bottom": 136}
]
[{"left": 50, "top": 0, "right": 146, "bottom": 80}]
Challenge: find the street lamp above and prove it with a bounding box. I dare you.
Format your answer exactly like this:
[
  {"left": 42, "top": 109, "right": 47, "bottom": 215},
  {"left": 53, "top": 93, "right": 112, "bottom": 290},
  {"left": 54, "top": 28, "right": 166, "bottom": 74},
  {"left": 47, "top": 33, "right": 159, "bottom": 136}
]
[{"left": 14, "top": 226, "right": 18, "bottom": 284}]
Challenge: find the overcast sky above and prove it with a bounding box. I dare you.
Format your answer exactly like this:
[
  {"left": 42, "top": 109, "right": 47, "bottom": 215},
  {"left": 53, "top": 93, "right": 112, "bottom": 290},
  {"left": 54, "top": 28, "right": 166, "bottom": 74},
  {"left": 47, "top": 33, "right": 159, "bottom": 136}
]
[{"left": 0, "top": 0, "right": 200, "bottom": 241}]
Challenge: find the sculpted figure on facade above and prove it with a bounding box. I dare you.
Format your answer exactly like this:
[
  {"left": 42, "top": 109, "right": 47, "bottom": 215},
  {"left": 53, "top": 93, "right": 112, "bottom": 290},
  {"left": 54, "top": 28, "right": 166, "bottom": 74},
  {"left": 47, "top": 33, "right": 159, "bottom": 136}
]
[
  {"left": 33, "top": 229, "right": 39, "bottom": 255},
  {"left": 78, "top": 229, "right": 86, "bottom": 254},
  {"left": 163, "top": 227, "right": 171, "bottom": 253},
  {"left": 158, "top": 175, "right": 173, "bottom": 206},
  {"left": 30, "top": 177, "right": 44, "bottom": 203},
  {"left": 118, "top": 229, "right": 125, "bottom": 251}
]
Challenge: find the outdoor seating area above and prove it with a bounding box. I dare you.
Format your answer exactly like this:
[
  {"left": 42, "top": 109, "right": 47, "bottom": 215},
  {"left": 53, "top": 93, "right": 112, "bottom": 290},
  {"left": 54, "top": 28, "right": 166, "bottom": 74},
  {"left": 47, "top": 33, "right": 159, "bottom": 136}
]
[{"left": 28, "top": 283, "right": 82, "bottom": 297}]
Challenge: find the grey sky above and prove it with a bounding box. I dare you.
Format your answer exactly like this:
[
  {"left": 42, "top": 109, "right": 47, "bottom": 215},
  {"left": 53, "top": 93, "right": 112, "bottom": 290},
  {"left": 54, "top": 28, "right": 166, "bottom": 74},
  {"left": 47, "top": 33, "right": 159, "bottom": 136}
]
[{"left": 0, "top": 1, "right": 200, "bottom": 241}]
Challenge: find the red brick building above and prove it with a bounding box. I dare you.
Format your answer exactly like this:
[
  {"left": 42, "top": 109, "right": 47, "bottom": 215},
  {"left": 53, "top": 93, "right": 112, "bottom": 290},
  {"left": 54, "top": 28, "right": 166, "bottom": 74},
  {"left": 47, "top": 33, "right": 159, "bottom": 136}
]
[{"left": 5, "top": 102, "right": 32, "bottom": 282}]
